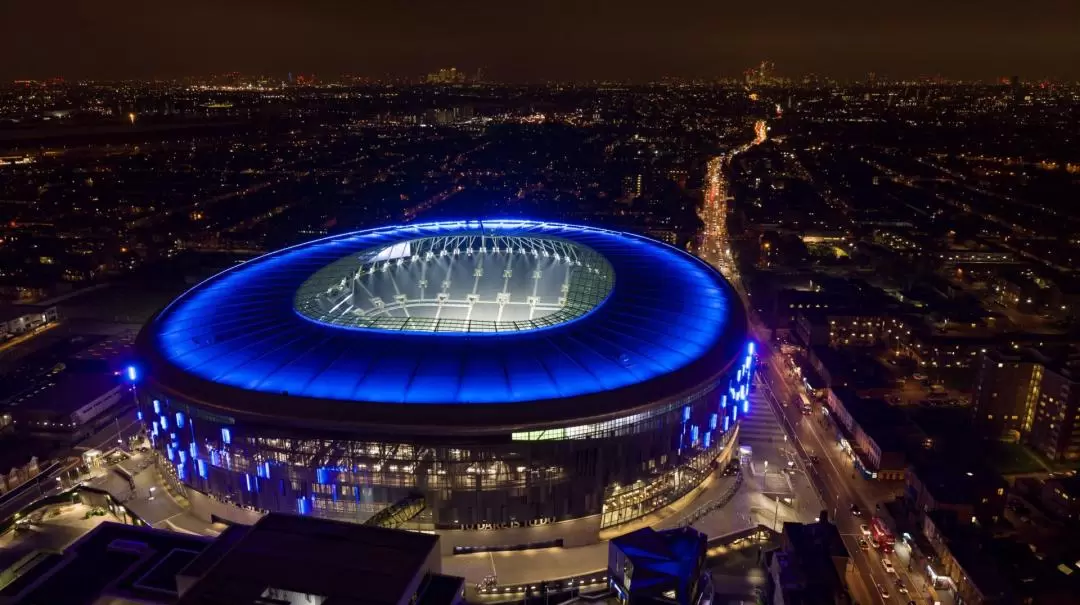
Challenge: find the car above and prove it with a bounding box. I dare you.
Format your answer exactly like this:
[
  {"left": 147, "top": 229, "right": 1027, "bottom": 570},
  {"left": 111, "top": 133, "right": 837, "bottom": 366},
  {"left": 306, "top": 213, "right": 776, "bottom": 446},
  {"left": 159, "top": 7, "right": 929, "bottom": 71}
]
[
  {"left": 808, "top": 455, "right": 820, "bottom": 464},
  {"left": 860, "top": 524, "right": 871, "bottom": 537},
  {"left": 877, "top": 583, "right": 890, "bottom": 599},
  {"left": 895, "top": 578, "right": 909, "bottom": 594},
  {"left": 882, "top": 557, "right": 896, "bottom": 574},
  {"left": 857, "top": 537, "right": 870, "bottom": 551},
  {"left": 850, "top": 503, "right": 863, "bottom": 516}
]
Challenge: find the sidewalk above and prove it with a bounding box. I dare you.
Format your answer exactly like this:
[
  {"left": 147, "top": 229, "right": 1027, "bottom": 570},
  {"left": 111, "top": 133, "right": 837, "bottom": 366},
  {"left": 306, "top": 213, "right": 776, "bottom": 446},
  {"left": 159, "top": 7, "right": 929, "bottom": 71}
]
[
  {"left": 85, "top": 446, "right": 776, "bottom": 588},
  {"left": 87, "top": 452, "right": 198, "bottom": 531}
]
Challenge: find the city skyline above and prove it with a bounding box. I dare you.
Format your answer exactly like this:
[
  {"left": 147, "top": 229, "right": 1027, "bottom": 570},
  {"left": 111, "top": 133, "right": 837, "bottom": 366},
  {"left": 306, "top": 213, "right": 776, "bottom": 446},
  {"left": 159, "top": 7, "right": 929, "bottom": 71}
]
[
  {"left": 1, "top": 0, "right": 1078, "bottom": 81},
  {"left": 1, "top": 7, "right": 1080, "bottom": 603}
]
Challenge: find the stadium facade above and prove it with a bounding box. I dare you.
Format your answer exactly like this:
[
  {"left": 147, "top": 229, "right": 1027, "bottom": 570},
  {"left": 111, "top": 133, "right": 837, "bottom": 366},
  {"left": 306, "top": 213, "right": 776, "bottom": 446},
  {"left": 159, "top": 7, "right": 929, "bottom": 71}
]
[{"left": 135, "top": 220, "right": 753, "bottom": 533}]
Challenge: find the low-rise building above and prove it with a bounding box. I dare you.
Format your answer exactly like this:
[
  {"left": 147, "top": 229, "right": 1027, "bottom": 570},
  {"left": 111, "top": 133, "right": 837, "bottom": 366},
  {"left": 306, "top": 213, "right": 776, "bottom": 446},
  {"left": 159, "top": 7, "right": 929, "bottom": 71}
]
[
  {"left": 6, "top": 371, "right": 126, "bottom": 438},
  {"left": 0, "top": 304, "right": 59, "bottom": 339},
  {"left": 795, "top": 309, "right": 910, "bottom": 350},
  {"left": 905, "top": 460, "right": 1007, "bottom": 525},
  {"left": 824, "top": 388, "right": 908, "bottom": 480},
  {"left": 808, "top": 347, "right": 894, "bottom": 397},
  {"left": 922, "top": 509, "right": 1011, "bottom": 605},
  {"left": 608, "top": 526, "right": 708, "bottom": 605},
  {"left": 764, "top": 516, "right": 854, "bottom": 605},
  {"left": 0, "top": 437, "right": 48, "bottom": 495},
  {"left": 921, "top": 509, "right": 1080, "bottom": 605},
  {"left": 0, "top": 513, "right": 466, "bottom": 605}
]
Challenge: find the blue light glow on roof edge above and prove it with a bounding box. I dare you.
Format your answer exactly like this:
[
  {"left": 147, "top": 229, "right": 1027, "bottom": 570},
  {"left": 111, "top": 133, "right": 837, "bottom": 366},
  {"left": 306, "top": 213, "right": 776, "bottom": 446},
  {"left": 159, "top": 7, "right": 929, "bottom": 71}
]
[{"left": 149, "top": 220, "right": 737, "bottom": 405}]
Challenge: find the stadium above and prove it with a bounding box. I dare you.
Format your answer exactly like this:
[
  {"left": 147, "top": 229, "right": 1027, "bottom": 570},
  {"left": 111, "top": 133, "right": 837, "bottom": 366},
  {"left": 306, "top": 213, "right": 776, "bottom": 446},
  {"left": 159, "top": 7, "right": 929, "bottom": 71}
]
[{"left": 135, "top": 219, "right": 752, "bottom": 535}]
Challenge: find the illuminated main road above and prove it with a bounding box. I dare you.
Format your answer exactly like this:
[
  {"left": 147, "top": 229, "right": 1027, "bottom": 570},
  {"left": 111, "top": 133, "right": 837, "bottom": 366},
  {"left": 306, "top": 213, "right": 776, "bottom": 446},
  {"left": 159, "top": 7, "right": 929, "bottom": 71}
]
[{"left": 693, "top": 122, "right": 908, "bottom": 604}]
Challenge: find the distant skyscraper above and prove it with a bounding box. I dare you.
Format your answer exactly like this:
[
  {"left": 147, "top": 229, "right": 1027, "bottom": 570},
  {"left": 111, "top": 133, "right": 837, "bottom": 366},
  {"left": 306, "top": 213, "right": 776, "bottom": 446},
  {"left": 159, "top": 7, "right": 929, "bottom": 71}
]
[
  {"left": 745, "top": 60, "right": 777, "bottom": 88},
  {"left": 1010, "top": 75, "right": 1022, "bottom": 103},
  {"left": 425, "top": 67, "right": 466, "bottom": 84}
]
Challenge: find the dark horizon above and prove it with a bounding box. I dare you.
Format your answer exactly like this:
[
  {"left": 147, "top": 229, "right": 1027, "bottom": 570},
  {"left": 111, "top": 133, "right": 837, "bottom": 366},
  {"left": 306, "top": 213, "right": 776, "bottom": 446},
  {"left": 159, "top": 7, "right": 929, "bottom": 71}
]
[{"left": 2, "top": 0, "right": 1078, "bottom": 82}]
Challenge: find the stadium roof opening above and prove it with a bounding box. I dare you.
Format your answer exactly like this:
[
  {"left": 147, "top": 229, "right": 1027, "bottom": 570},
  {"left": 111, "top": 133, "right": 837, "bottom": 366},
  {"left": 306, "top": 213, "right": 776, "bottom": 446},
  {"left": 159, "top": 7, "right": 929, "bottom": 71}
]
[{"left": 294, "top": 234, "right": 615, "bottom": 333}]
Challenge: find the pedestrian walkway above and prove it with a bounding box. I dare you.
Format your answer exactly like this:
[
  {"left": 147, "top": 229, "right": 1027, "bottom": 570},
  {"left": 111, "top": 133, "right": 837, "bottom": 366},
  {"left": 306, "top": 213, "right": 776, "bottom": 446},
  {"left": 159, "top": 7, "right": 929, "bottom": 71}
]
[{"left": 738, "top": 389, "right": 788, "bottom": 451}]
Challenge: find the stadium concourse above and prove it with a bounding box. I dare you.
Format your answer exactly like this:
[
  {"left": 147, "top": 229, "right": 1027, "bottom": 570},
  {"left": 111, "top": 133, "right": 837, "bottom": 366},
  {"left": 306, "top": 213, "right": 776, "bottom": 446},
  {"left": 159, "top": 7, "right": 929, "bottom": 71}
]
[{"left": 85, "top": 428, "right": 812, "bottom": 591}]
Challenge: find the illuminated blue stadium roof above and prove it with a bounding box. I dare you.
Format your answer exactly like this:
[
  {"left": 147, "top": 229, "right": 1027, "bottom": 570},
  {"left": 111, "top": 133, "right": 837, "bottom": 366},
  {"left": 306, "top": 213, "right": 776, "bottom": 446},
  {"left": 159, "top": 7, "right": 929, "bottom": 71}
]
[{"left": 142, "top": 220, "right": 744, "bottom": 417}]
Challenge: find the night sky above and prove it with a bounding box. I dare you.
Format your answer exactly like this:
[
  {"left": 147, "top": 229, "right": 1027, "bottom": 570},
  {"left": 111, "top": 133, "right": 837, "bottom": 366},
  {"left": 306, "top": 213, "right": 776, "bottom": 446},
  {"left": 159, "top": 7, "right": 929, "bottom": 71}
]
[{"left": 2, "top": 0, "right": 1077, "bottom": 81}]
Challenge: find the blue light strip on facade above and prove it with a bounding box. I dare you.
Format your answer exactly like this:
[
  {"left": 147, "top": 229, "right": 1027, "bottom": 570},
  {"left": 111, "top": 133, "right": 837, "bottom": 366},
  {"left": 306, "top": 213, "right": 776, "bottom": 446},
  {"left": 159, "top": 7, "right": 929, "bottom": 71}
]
[
  {"left": 197, "top": 459, "right": 207, "bottom": 479},
  {"left": 245, "top": 473, "right": 252, "bottom": 492},
  {"left": 152, "top": 399, "right": 161, "bottom": 414},
  {"left": 221, "top": 427, "right": 231, "bottom": 445},
  {"left": 175, "top": 412, "right": 185, "bottom": 428}
]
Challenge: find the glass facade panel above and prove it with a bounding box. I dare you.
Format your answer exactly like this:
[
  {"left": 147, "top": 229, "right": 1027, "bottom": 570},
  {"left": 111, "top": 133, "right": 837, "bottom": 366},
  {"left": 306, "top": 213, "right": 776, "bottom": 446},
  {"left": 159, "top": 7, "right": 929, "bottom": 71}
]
[{"left": 143, "top": 343, "right": 756, "bottom": 531}]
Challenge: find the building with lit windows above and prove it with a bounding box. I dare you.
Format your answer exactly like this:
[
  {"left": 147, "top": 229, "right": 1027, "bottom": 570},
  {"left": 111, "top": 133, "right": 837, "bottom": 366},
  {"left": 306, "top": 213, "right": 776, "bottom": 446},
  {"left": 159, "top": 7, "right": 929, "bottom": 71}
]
[
  {"left": 973, "top": 346, "right": 1080, "bottom": 462},
  {"left": 135, "top": 220, "right": 751, "bottom": 544}
]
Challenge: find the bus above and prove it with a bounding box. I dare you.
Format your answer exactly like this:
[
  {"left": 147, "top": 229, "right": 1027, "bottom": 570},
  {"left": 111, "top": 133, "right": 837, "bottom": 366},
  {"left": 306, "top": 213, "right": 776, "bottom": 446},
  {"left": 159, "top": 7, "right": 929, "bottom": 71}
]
[
  {"left": 870, "top": 517, "right": 895, "bottom": 553},
  {"left": 798, "top": 392, "right": 813, "bottom": 415}
]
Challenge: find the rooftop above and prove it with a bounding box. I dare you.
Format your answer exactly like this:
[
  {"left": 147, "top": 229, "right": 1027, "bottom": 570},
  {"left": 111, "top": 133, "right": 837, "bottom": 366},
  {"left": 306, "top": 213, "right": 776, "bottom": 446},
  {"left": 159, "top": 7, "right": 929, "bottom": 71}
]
[
  {"left": 811, "top": 346, "right": 893, "bottom": 390},
  {"left": 139, "top": 220, "right": 747, "bottom": 430},
  {"left": 177, "top": 513, "right": 449, "bottom": 605},
  {"left": 0, "top": 435, "right": 59, "bottom": 471},
  {"left": 771, "top": 519, "right": 851, "bottom": 605},
  {"left": 609, "top": 526, "right": 707, "bottom": 597},
  {"left": 835, "top": 391, "right": 909, "bottom": 452},
  {"left": 0, "top": 521, "right": 212, "bottom": 605},
  {"left": 5, "top": 370, "right": 121, "bottom": 420},
  {"left": 911, "top": 457, "right": 1007, "bottom": 508}
]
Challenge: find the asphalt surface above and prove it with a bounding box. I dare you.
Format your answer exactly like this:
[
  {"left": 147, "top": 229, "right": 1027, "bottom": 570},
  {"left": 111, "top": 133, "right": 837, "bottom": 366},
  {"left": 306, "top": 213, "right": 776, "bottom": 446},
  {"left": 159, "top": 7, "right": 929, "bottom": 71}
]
[{"left": 758, "top": 353, "right": 934, "bottom": 605}]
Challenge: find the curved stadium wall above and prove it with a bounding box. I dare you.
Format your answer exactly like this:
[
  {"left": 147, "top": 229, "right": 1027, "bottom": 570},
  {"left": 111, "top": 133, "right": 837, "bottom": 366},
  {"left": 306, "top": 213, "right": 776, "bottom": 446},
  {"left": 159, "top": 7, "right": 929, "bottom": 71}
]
[{"left": 136, "top": 220, "right": 753, "bottom": 530}]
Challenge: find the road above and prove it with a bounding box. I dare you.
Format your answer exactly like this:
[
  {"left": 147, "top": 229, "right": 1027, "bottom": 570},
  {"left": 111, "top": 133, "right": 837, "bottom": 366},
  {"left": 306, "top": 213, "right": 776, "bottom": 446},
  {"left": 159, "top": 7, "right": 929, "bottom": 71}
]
[
  {"left": 694, "top": 126, "right": 917, "bottom": 604},
  {"left": 0, "top": 404, "right": 145, "bottom": 520},
  {"left": 757, "top": 365, "right": 923, "bottom": 604}
]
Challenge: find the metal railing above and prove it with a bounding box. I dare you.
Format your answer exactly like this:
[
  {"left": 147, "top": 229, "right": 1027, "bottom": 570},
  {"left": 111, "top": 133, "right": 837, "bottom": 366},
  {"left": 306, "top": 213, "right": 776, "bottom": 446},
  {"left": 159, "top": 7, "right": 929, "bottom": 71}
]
[{"left": 679, "top": 464, "right": 744, "bottom": 528}]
